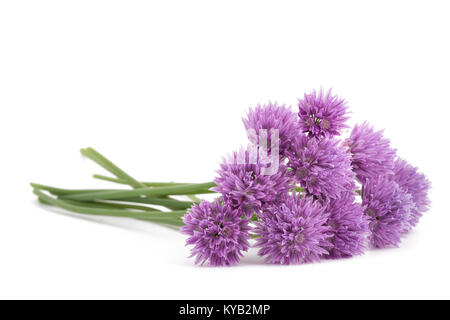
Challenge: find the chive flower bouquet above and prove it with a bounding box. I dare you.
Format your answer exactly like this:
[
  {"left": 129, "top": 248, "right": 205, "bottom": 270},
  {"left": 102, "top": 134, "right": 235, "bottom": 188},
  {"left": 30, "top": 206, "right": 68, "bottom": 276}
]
[{"left": 31, "top": 88, "right": 431, "bottom": 266}]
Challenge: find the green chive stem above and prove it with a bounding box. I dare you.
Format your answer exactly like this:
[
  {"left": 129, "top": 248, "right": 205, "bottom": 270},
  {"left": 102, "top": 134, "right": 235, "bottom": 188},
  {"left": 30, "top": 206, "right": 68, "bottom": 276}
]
[
  {"left": 34, "top": 189, "right": 185, "bottom": 226},
  {"left": 81, "top": 147, "right": 146, "bottom": 188},
  {"left": 60, "top": 182, "right": 216, "bottom": 201}
]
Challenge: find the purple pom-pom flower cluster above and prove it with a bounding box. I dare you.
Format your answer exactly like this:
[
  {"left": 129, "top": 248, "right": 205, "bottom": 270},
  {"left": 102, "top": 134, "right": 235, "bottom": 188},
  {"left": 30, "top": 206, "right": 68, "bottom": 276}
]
[
  {"left": 213, "top": 147, "right": 294, "bottom": 217},
  {"left": 345, "top": 122, "right": 396, "bottom": 183},
  {"left": 298, "top": 88, "right": 349, "bottom": 138},
  {"left": 324, "top": 191, "right": 368, "bottom": 259},
  {"left": 181, "top": 199, "right": 251, "bottom": 266},
  {"left": 286, "top": 135, "right": 355, "bottom": 200},
  {"left": 361, "top": 177, "right": 415, "bottom": 248},
  {"left": 243, "top": 102, "right": 300, "bottom": 158},
  {"left": 182, "top": 88, "right": 431, "bottom": 266},
  {"left": 391, "top": 158, "right": 431, "bottom": 227},
  {"left": 254, "top": 194, "right": 332, "bottom": 264}
]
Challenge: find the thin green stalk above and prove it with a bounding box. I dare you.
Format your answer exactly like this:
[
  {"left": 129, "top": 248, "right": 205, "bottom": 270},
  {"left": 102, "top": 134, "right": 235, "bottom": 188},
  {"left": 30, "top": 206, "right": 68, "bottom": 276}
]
[
  {"left": 31, "top": 183, "right": 197, "bottom": 210},
  {"left": 40, "top": 198, "right": 162, "bottom": 212},
  {"left": 34, "top": 189, "right": 185, "bottom": 226},
  {"left": 38, "top": 199, "right": 181, "bottom": 227},
  {"left": 30, "top": 183, "right": 113, "bottom": 196},
  {"left": 81, "top": 147, "right": 146, "bottom": 188},
  {"left": 93, "top": 174, "right": 194, "bottom": 188},
  {"left": 115, "top": 197, "right": 194, "bottom": 210},
  {"left": 60, "top": 182, "right": 216, "bottom": 201}
]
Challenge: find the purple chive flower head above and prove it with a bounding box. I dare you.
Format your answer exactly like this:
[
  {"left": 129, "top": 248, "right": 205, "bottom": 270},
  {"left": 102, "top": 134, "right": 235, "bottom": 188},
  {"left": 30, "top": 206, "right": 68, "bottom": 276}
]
[
  {"left": 243, "top": 102, "right": 300, "bottom": 157},
  {"left": 286, "top": 135, "right": 355, "bottom": 199},
  {"left": 298, "top": 88, "right": 349, "bottom": 138},
  {"left": 361, "top": 177, "right": 415, "bottom": 248},
  {"left": 345, "top": 122, "right": 396, "bottom": 183},
  {"left": 324, "top": 192, "right": 368, "bottom": 259},
  {"left": 213, "top": 147, "right": 294, "bottom": 217},
  {"left": 181, "top": 199, "right": 251, "bottom": 266},
  {"left": 254, "top": 194, "right": 332, "bottom": 264},
  {"left": 392, "top": 158, "right": 431, "bottom": 227}
]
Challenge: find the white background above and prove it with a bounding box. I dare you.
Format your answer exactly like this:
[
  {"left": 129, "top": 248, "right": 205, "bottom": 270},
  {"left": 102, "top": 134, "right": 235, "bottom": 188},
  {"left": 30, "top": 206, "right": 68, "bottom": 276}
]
[{"left": 1, "top": 1, "right": 449, "bottom": 299}]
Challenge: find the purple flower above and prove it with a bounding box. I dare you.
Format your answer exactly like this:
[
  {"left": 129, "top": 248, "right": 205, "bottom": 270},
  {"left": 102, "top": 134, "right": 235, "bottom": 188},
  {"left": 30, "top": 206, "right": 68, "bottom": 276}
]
[
  {"left": 286, "top": 135, "right": 355, "bottom": 199},
  {"left": 181, "top": 199, "right": 251, "bottom": 266},
  {"left": 391, "top": 158, "right": 431, "bottom": 227},
  {"left": 298, "top": 88, "right": 349, "bottom": 138},
  {"left": 213, "top": 148, "right": 294, "bottom": 217},
  {"left": 323, "top": 192, "right": 368, "bottom": 259},
  {"left": 345, "top": 122, "right": 396, "bottom": 183},
  {"left": 254, "top": 194, "right": 332, "bottom": 264},
  {"left": 243, "top": 102, "right": 300, "bottom": 158},
  {"left": 361, "top": 177, "right": 415, "bottom": 248}
]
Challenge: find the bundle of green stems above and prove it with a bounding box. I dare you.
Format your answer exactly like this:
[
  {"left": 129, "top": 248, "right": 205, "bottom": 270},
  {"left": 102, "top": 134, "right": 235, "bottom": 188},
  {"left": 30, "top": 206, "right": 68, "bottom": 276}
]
[{"left": 31, "top": 148, "right": 217, "bottom": 227}]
